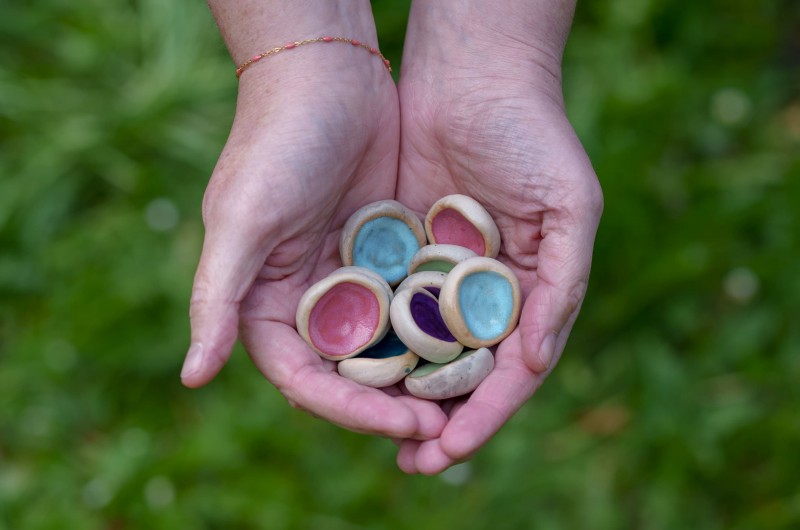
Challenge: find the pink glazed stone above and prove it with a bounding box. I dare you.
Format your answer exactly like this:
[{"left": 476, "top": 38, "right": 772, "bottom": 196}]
[
  {"left": 430, "top": 208, "right": 486, "bottom": 256},
  {"left": 308, "top": 282, "right": 380, "bottom": 356}
]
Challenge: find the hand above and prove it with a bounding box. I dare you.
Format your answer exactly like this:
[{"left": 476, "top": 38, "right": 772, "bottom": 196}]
[
  {"left": 181, "top": 2, "right": 447, "bottom": 441},
  {"left": 393, "top": 0, "right": 603, "bottom": 473}
]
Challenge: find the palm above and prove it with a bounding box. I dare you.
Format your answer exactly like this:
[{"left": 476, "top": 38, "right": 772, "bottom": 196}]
[
  {"left": 394, "top": 80, "right": 603, "bottom": 472},
  {"left": 188, "top": 72, "right": 447, "bottom": 440}
]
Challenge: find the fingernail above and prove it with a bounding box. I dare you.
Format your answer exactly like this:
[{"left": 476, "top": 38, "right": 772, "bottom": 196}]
[
  {"left": 538, "top": 332, "right": 557, "bottom": 372},
  {"left": 181, "top": 343, "right": 204, "bottom": 379}
]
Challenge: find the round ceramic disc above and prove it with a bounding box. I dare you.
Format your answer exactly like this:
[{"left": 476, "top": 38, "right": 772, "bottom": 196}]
[
  {"left": 332, "top": 266, "right": 394, "bottom": 300},
  {"left": 425, "top": 195, "right": 501, "bottom": 258},
  {"left": 296, "top": 268, "right": 392, "bottom": 360},
  {"left": 407, "top": 244, "right": 477, "bottom": 275},
  {"left": 438, "top": 257, "right": 522, "bottom": 348},
  {"left": 337, "top": 332, "right": 419, "bottom": 388},
  {"left": 390, "top": 287, "right": 463, "bottom": 363},
  {"left": 340, "top": 200, "right": 427, "bottom": 286},
  {"left": 394, "top": 271, "right": 447, "bottom": 297},
  {"left": 404, "top": 348, "right": 494, "bottom": 400}
]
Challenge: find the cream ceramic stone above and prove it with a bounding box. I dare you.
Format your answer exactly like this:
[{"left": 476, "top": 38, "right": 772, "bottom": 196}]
[
  {"left": 337, "top": 332, "right": 419, "bottom": 388},
  {"left": 404, "top": 348, "right": 494, "bottom": 400},
  {"left": 296, "top": 268, "right": 392, "bottom": 360},
  {"left": 394, "top": 271, "right": 447, "bottom": 295},
  {"left": 425, "top": 194, "right": 501, "bottom": 258},
  {"left": 390, "top": 287, "right": 463, "bottom": 363},
  {"left": 439, "top": 257, "right": 522, "bottom": 349},
  {"left": 407, "top": 244, "right": 477, "bottom": 275},
  {"left": 340, "top": 200, "right": 427, "bottom": 286}
]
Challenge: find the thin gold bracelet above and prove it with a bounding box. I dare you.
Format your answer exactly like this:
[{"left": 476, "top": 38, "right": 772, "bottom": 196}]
[{"left": 235, "top": 36, "right": 392, "bottom": 79}]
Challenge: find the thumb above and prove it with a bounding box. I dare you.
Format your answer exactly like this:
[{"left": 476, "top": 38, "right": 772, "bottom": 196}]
[
  {"left": 519, "top": 215, "right": 599, "bottom": 374},
  {"left": 181, "top": 223, "right": 267, "bottom": 388}
]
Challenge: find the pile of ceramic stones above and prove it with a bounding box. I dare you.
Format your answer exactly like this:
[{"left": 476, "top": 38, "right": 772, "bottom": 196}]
[{"left": 295, "top": 195, "right": 521, "bottom": 400}]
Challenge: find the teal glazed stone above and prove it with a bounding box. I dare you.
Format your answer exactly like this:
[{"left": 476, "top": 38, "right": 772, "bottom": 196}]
[
  {"left": 341, "top": 201, "right": 427, "bottom": 287},
  {"left": 359, "top": 331, "right": 408, "bottom": 359},
  {"left": 439, "top": 256, "right": 521, "bottom": 349},
  {"left": 458, "top": 271, "right": 514, "bottom": 341},
  {"left": 353, "top": 217, "right": 421, "bottom": 285}
]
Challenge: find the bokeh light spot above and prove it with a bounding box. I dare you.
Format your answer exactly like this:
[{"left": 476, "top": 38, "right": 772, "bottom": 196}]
[{"left": 145, "top": 198, "right": 180, "bottom": 232}]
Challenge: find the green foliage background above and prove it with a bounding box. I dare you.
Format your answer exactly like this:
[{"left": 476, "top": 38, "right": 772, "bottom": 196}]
[{"left": 1, "top": 0, "right": 799, "bottom": 528}]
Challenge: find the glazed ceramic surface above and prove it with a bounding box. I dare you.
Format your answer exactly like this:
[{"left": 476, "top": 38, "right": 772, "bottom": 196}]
[
  {"left": 424, "top": 194, "right": 501, "bottom": 258},
  {"left": 407, "top": 244, "right": 477, "bottom": 275},
  {"left": 390, "top": 287, "right": 463, "bottom": 363},
  {"left": 404, "top": 347, "right": 494, "bottom": 400},
  {"left": 337, "top": 332, "right": 419, "bottom": 387},
  {"left": 296, "top": 268, "right": 392, "bottom": 360},
  {"left": 340, "top": 200, "right": 427, "bottom": 286},
  {"left": 439, "top": 257, "right": 521, "bottom": 348}
]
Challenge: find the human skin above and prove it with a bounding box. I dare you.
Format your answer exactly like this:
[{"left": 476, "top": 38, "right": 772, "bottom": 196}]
[
  {"left": 393, "top": 0, "right": 603, "bottom": 473},
  {"left": 182, "top": 0, "right": 602, "bottom": 473},
  {"left": 180, "top": 0, "right": 447, "bottom": 440}
]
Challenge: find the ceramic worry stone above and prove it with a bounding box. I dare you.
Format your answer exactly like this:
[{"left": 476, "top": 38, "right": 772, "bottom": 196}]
[
  {"left": 407, "top": 244, "right": 477, "bottom": 275},
  {"left": 334, "top": 266, "right": 394, "bottom": 300},
  {"left": 425, "top": 194, "right": 501, "bottom": 258},
  {"left": 296, "top": 267, "right": 392, "bottom": 360},
  {"left": 439, "top": 257, "right": 522, "bottom": 349},
  {"left": 394, "top": 271, "right": 447, "bottom": 296},
  {"left": 390, "top": 286, "right": 463, "bottom": 363},
  {"left": 337, "top": 332, "right": 419, "bottom": 388},
  {"left": 404, "top": 348, "right": 494, "bottom": 400},
  {"left": 340, "top": 200, "right": 427, "bottom": 286}
]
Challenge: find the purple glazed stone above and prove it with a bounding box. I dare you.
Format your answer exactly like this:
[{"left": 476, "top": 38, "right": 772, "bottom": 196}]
[
  {"left": 390, "top": 285, "right": 464, "bottom": 363},
  {"left": 410, "top": 292, "right": 456, "bottom": 342},
  {"left": 424, "top": 287, "right": 441, "bottom": 297}
]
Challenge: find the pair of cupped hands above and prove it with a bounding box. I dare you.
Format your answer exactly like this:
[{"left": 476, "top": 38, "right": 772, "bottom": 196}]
[{"left": 180, "top": 16, "right": 602, "bottom": 474}]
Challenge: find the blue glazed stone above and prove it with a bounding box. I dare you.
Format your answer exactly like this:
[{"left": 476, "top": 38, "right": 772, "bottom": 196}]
[
  {"left": 353, "top": 217, "right": 421, "bottom": 285},
  {"left": 457, "top": 271, "right": 513, "bottom": 341}
]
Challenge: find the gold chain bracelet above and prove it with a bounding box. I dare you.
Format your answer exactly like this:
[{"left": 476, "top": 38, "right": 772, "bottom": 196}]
[{"left": 235, "top": 36, "right": 392, "bottom": 79}]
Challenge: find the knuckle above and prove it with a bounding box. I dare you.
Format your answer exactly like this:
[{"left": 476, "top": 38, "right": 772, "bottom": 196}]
[
  {"left": 188, "top": 278, "right": 211, "bottom": 320},
  {"left": 577, "top": 178, "right": 604, "bottom": 221},
  {"left": 563, "top": 279, "right": 589, "bottom": 317}
]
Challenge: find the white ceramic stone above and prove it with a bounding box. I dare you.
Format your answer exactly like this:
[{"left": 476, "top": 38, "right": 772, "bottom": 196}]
[
  {"left": 407, "top": 244, "right": 477, "bottom": 275},
  {"left": 340, "top": 200, "right": 427, "bottom": 286},
  {"left": 438, "top": 257, "right": 522, "bottom": 349},
  {"left": 394, "top": 271, "right": 447, "bottom": 295},
  {"left": 404, "top": 348, "right": 494, "bottom": 400},
  {"left": 296, "top": 267, "right": 392, "bottom": 360},
  {"left": 425, "top": 194, "right": 501, "bottom": 258},
  {"left": 390, "top": 287, "right": 463, "bottom": 363},
  {"left": 337, "top": 332, "right": 419, "bottom": 388}
]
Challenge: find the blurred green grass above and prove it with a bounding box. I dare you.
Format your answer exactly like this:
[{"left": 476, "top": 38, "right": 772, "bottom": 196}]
[{"left": 1, "top": 0, "right": 799, "bottom": 528}]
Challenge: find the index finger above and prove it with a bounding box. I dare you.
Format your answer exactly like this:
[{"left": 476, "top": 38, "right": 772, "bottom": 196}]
[
  {"left": 437, "top": 330, "right": 543, "bottom": 462},
  {"left": 241, "top": 316, "right": 448, "bottom": 440}
]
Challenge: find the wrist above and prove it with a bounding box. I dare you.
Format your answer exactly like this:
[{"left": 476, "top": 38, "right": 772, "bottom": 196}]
[
  {"left": 211, "top": 1, "right": 390, "bottom": 108},
  {"left": 402, "top": 0, "right": 574, "bottom": 102},
  {"left": 209, "top": 0, "right": 379, "bottom": 65}
]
